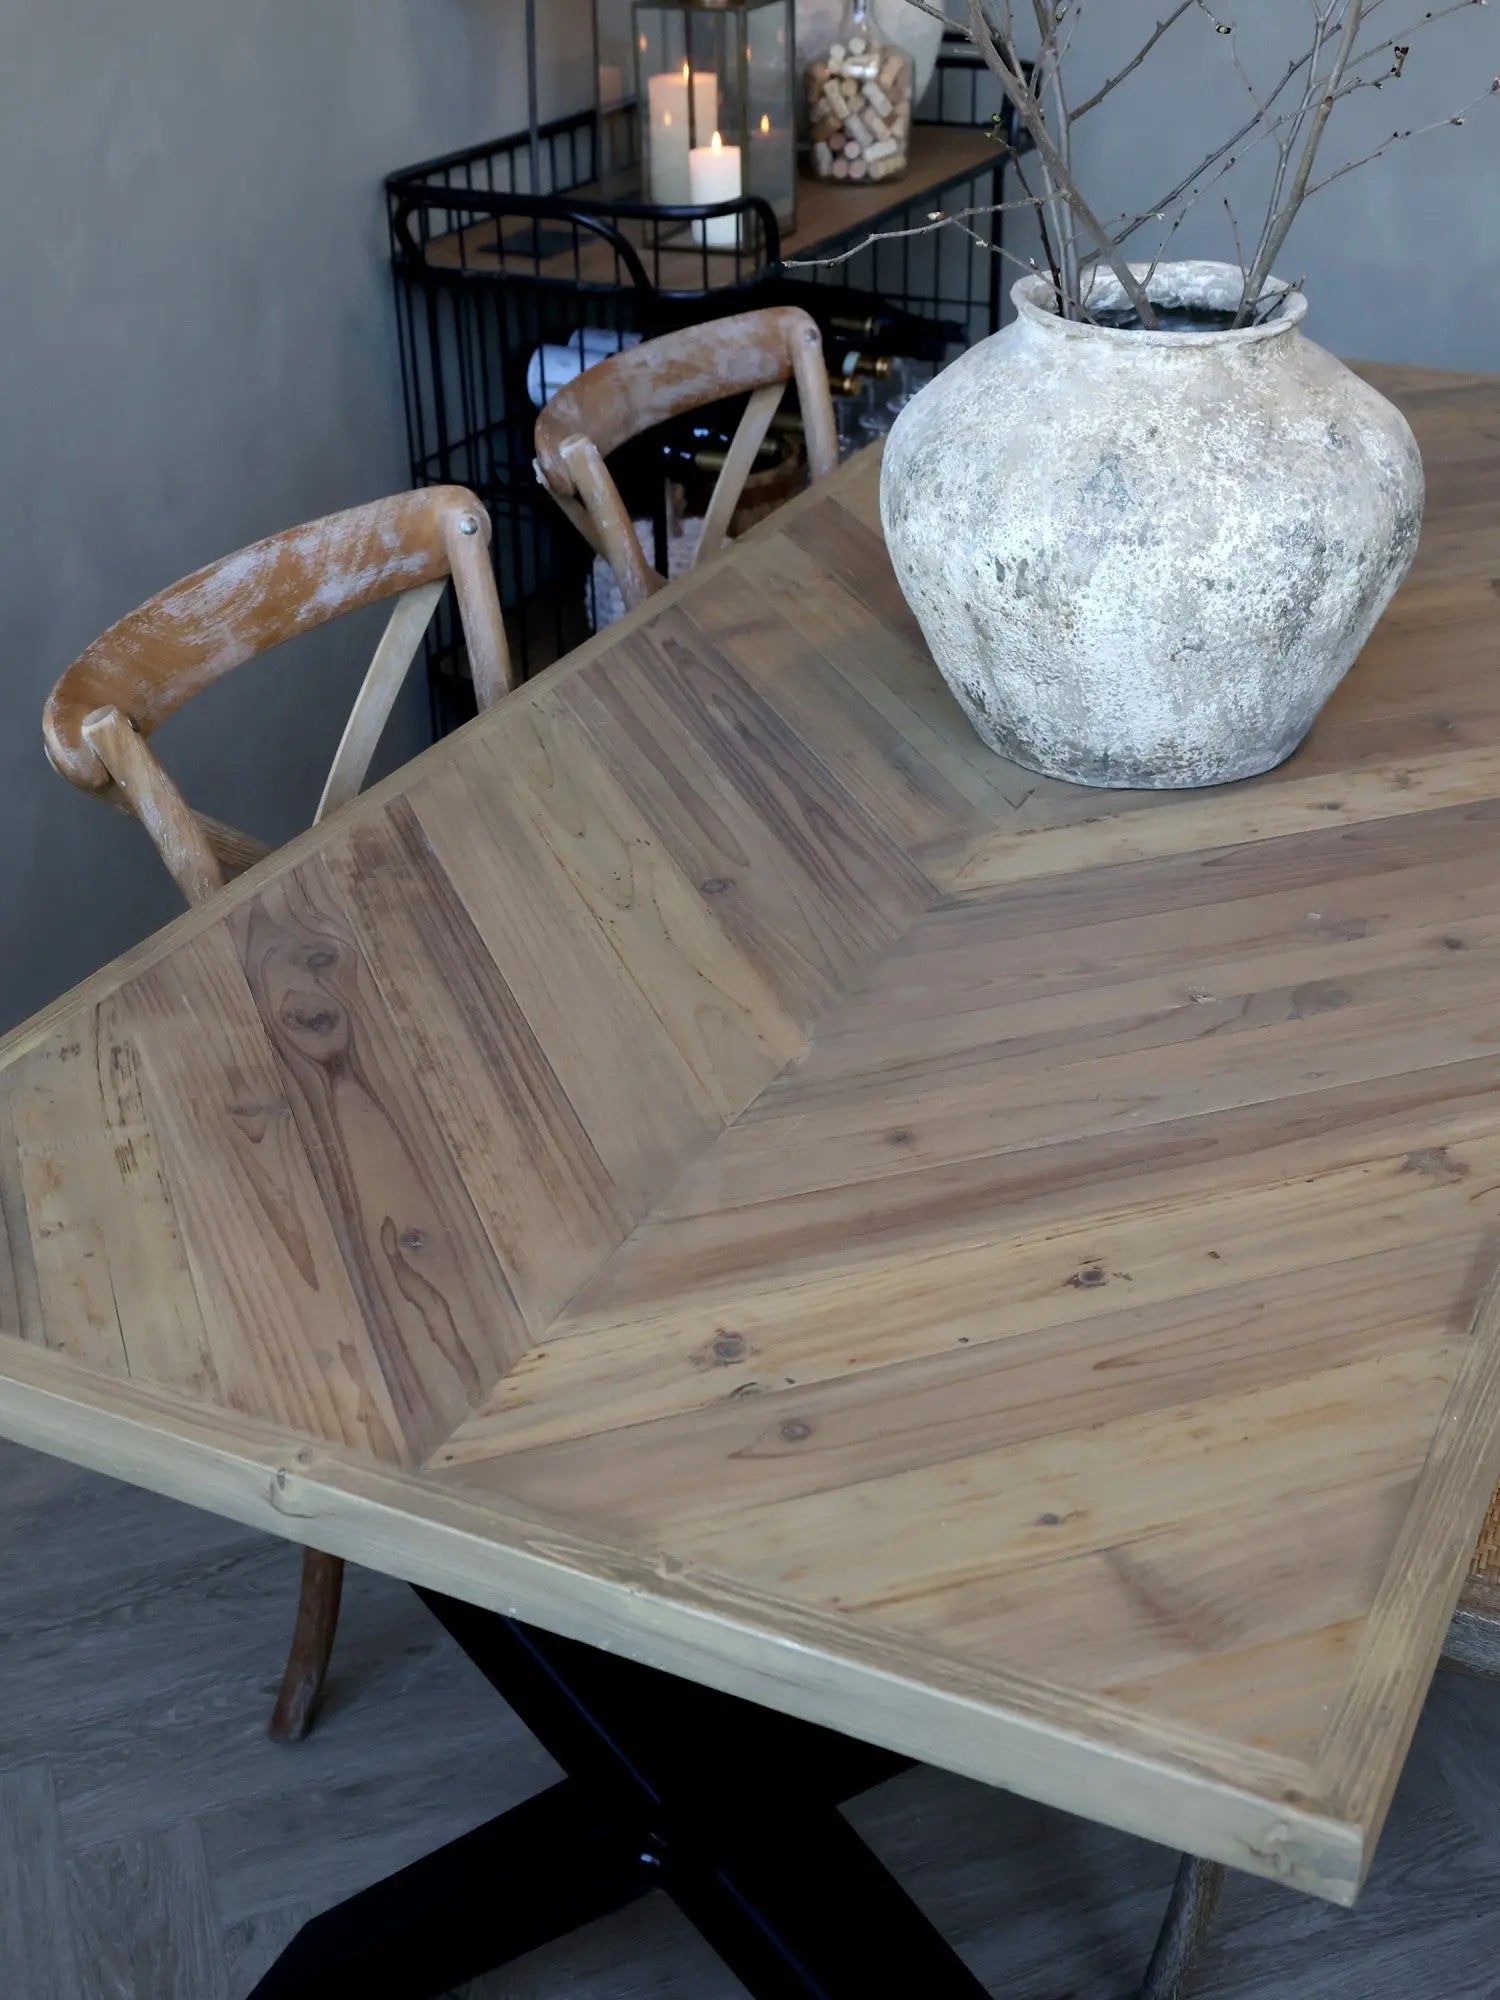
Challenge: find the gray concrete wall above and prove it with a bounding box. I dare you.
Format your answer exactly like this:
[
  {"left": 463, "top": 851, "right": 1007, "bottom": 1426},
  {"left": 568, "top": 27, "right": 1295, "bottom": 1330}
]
[{"left": 0, "top": 0, "right": 586, "bottom": 1031}]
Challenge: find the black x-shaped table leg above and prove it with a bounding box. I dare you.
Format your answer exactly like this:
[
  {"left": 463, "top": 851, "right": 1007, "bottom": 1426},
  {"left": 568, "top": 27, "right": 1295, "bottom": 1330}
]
[{"left": 249, "top": 1586, "right": 993, "bottom": 2000}]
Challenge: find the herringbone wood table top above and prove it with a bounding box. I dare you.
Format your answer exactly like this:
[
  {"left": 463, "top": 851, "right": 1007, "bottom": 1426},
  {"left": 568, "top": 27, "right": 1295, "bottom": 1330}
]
[{"left": 3, "top": 365, "right": 1498, "bottom": 1908}]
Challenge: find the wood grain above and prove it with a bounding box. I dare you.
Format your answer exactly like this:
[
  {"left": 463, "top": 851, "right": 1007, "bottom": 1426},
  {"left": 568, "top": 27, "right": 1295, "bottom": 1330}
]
[
  {"left": 0, "top": 1766, "right": 80, "bottom": 2000},
  {"left": 4, "top": 367, "right": 1500, "bottom": 1908},
  {"left": 229, "top": 862, "right": 529, "bottom": 1462},
  {"left": 67, "top": 1824, "right": 229, "bottom": 2000}
]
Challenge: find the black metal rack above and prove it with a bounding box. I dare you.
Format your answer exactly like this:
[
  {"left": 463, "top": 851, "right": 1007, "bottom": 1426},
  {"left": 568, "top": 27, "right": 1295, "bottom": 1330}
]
[{"left": 386, "top": 34, "right": 1024, "bottom": 726}]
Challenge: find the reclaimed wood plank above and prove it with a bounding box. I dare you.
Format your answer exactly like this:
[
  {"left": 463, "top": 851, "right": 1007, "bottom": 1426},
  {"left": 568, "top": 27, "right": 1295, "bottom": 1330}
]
[
  {"left": 325, "top": 798, "right": 630, "bottom": 1336},
  {"left": 230, "top": 859, "right": 530, "bottom": 1462},
  {"left": 122, "top": 926, "right": 408, "bottom": 1460}
]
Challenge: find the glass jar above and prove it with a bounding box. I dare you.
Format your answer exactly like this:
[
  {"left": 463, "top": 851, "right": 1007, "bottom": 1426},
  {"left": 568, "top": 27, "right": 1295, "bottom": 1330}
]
[{"left": 805, "top": 0, "right": 911, "bottom": 186}]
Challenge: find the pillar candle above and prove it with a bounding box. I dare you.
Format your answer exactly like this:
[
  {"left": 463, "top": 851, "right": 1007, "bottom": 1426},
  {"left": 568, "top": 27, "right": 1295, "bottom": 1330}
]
[
  {"left": 646, "top": 63, "right": 718, "bottom": 206},
  {"left": 689, "top": 129, "right": 742, "bottom": 249}
]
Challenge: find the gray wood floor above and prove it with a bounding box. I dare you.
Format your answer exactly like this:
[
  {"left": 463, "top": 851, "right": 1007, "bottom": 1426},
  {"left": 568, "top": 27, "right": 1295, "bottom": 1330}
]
[{"left": 4, "top": 1439, "right": 1500, "bottom": 2000}]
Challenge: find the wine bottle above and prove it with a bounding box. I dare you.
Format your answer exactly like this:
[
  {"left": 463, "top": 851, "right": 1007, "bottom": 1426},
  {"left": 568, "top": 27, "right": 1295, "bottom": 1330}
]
[{"left": 840, "top": 350, "right": 894, "bottom": 380}]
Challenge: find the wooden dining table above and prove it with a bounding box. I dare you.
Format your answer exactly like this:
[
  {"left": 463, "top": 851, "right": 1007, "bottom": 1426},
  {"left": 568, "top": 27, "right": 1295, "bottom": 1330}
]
[{"left": 3, "top": 364, "right": 1500, "bottom": 1997}]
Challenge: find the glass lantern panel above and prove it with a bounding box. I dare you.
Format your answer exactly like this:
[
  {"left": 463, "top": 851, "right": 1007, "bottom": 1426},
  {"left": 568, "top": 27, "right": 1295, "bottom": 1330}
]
[
  {"left": 634, "top": 0, "right": 795, "bottom": 230},
  {"left": 746, "top": 0, "right": 795, "bottom": 224}
]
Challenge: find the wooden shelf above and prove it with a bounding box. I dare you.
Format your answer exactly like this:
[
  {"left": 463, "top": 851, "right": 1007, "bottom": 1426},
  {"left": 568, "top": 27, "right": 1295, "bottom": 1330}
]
[{"left": 420, "top": 124, "right": 1004, "bottom": 294}]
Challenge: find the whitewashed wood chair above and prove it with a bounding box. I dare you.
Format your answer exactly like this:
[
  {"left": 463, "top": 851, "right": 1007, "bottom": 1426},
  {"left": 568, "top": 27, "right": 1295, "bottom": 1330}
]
[
  {"left": 533, "top": 305, "right": 841, "bottom": 612},
  {"left": 42, "top": 484, "right": 514, "bottom": 1741}
]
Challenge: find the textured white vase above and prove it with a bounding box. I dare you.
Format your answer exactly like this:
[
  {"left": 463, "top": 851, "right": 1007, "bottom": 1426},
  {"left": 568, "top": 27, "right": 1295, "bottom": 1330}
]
[{"left": 879, "top": 262, "right": 1426, "bottom": 788}]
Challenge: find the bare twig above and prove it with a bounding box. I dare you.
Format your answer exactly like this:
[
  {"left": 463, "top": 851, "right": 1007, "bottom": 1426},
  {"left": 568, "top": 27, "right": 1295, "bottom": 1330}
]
[
  {"left": 781, "top": 193, "right": 1047, "bottom": 270},
  {"left": 1193, "top": 1, "right": 1263, "bottom": 106},
  {"left": 1240, "top": 0, "right": 1368, "bottom": 315},
  {"left": 1071, "top": 3, "right": 1196, "bottom": 119},
  {"left": 1343, "top": 0, "right": 1490, "bottom": 79},
  {"left": 1032, "top": 0, "right": 1082, "bottom": 308},
  {"left": 1245, "top": 0, "right": 1341, "bottom": 319},
  {"left": 1224, "top": 194, "right": 1248, "bottom": 295},
  {"left": 1084, "top": 40, "right": 1325, "bottom": 274},
  {"left": 1304, "top": 80, "right": 1500, "bottom": 195},
  {"left": 886, "top": 0, "right": 1494, "bottom": 329},
  {"left": 962, "top": 0, "right": 1162, "bottom": 322}
]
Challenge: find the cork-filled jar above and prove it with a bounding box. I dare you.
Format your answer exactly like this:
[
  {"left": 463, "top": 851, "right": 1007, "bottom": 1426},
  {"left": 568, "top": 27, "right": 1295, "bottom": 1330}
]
[{"left": 805, "top": 0, "right": 911, "bottom": 185}]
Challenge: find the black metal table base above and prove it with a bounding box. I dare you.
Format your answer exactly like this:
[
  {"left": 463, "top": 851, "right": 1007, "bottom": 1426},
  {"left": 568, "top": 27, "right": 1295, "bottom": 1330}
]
[{"left": 248, "top": 1587, "right": 993, "bottom": 2000}]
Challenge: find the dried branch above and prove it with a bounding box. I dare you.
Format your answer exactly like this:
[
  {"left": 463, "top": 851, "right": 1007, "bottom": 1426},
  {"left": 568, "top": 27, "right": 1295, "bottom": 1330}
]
[
  {"left": 1193, "top": 0, "right": 1263, "bottom": 106},
  {"left": 1224, "top": 194, "right": 1248, "bottom": 298},
  {"left": 1342, "top": 0, "right": 1490, "bottom": 79},
  {"left": 962, "top": 0, "right": 1163, "bottom": 322},
  {"left": 1304, "top": 79, "right": 1500, "bottom": 194},
  {"left": 1075, "top": 38, "right": 1332, "bottom": 280},
  {"left": 1240, "top": 0, "right": 1368, "bottom": 313},
  {"left": 886, "top": 0, "right": 1494, "bottom": 329},
  {"left": 1031, "top": 0, "right": 1082, "bottom": 307},
  {"left": 1071, "top": 3, "right": 1196, "bottom": 119},
  {"left": 781, "top": 192, "right": 1048, "bottom": 270}
]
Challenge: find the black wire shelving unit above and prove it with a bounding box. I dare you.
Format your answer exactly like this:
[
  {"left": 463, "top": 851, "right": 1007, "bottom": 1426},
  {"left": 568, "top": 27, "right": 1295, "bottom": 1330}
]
[{"left": 386, "top": 32, "right": 1027, "bottom": 728}]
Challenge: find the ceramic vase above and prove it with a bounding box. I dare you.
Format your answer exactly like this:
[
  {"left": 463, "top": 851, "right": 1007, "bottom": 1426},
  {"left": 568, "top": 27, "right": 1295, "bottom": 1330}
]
[{"left": 879, "top": 261, "right": 1426, "bottom": 788}]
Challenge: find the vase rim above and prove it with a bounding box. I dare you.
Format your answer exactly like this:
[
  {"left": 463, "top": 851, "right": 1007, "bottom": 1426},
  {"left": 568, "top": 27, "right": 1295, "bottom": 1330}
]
[{"left": 1011, "top": 259, "right": 1308, "bottom": 347}]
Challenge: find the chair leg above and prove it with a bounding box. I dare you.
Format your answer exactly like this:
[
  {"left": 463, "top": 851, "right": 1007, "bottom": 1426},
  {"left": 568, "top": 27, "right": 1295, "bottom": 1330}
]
[
  {"left": 267, "top": 1549, "right": 345, "bottom": 1743},
  {"left": 1138, "top": 1855, "right": 1225, "bottom": 2000}
]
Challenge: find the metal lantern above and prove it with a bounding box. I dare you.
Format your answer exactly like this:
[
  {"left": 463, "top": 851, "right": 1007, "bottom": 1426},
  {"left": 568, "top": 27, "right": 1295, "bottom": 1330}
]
[{"left": 632, "top": 0, "right": 797, "bottom": 238}]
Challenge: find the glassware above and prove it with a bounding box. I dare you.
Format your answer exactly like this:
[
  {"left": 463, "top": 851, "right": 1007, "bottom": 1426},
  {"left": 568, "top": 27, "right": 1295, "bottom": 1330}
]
[
  {"left": 804, "top": 0, "right": 911, "bottom": 186},
  {"left": 633, "top": 0, "right": 797, "bottom": 234},
  {"left": 884, "top": 356, "right": 933, "bottom": 414},
  {"left": 856, "top": 377, "right": 896, "bottom": 438}
]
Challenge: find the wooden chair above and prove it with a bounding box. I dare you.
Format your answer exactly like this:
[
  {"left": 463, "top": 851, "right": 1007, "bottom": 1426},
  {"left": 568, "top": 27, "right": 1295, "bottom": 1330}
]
[
  {"left": 42, "top": 484, "right": 515, "bottom": 1742},
  {"left": 533, "top": 305, "right": 840, "bottom": 614},
  {"left": 1443, "top": 1492, "right": 1500, "bottom": 1675}
]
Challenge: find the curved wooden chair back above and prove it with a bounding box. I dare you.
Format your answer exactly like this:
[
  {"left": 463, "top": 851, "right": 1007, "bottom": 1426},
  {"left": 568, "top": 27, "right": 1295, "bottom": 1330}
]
[
  {"left": 43, "top": 485, "right": 514, "bottom": 908},
  {"left": 533, "top": 306, "right": 840, "bottom": 613}
]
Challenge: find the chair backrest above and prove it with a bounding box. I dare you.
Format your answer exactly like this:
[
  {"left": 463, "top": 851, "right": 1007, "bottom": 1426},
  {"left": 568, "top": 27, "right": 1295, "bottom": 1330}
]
[
  {"left": 43, "top": 485, "right": 515, "bottom": 906},
  {"left": 533, "top": 306, "right": 840, "bottom": 613}
]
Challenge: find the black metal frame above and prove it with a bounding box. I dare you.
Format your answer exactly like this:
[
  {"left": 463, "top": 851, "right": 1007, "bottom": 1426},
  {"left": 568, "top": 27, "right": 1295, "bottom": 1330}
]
[
  {"left": 247, "top": 1590, "right": 1224, "bottom": 2000},
  {"left": 384, "top": 37, "right": 1028, "bottom": 718},
  {"left": 248, "top": 1590, "right": 990, "bottom": 1999}
]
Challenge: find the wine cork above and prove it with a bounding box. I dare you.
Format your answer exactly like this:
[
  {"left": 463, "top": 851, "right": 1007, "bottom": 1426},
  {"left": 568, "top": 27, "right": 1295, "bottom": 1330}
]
[{"left": 808, "top": 33, "right": 911, "bottom": 184}]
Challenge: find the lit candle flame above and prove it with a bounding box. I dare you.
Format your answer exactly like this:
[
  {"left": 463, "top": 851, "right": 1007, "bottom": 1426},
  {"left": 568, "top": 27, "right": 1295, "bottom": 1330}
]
[
  {"left": 663, "top": 110, "right": 672, "bottom": 125},
  {"left": 682, "top": 59, "right": 690, "bottom": 81},
  {"left": 711, "top": 129, "right": 723, "bottom": 153},
  {"left": 759, "top": 113, "right": 770, "bottom": 134}
]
